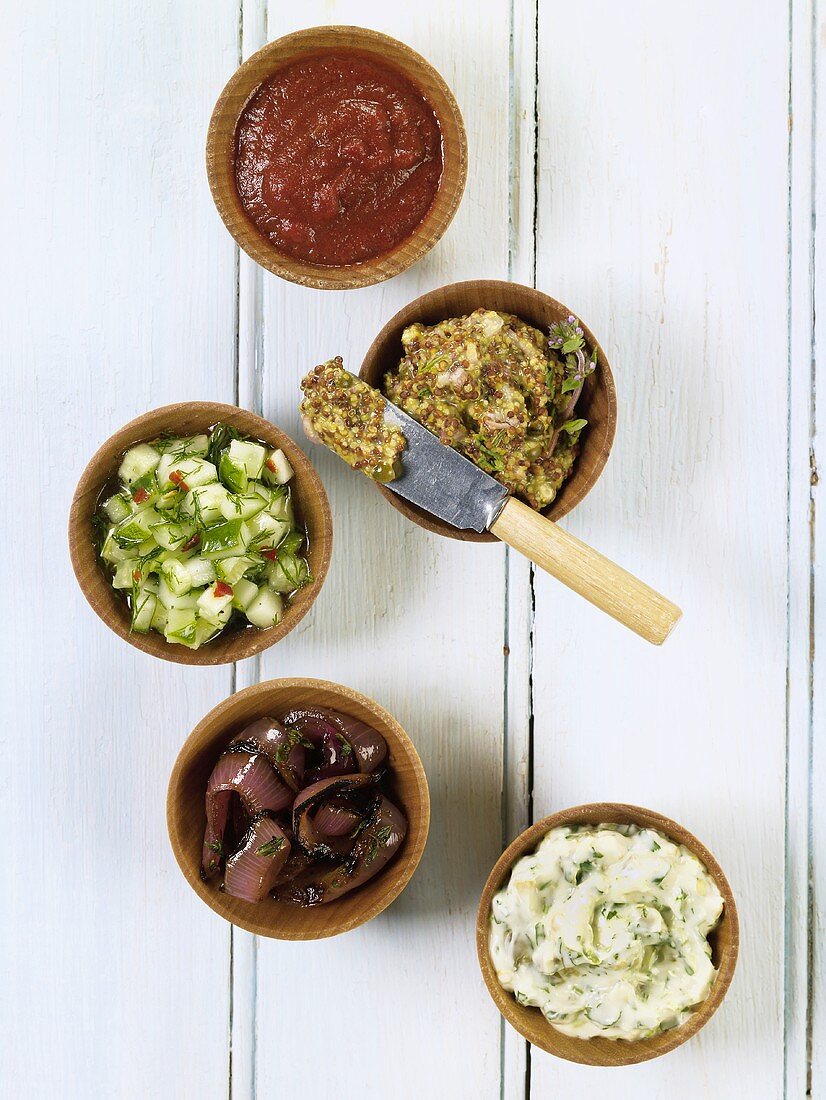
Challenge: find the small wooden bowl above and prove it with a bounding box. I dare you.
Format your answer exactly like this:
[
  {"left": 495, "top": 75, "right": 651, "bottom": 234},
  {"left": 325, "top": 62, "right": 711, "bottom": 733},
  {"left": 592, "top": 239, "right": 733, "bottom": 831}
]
[
  {"left": 476, "top": 803, "right": 739, "bottom": 1065},
  {"left": 167, "top": 678, "right": 430, "bottom": 938},
  {"left": 68, "top": 402, "right": 332, "bottom": 666},
  {"left": 359, "top": 280, "right": 618, "bottom": 542},
  {"left": 206, "top": 26, "right": 467, "bottom": 290}
]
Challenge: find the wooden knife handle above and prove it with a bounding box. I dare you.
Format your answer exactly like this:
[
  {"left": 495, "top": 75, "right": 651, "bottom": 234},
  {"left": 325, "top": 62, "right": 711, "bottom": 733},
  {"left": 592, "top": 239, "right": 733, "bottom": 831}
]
[{"left": 490, "top": 497, "right": 682, "bottom": 645}]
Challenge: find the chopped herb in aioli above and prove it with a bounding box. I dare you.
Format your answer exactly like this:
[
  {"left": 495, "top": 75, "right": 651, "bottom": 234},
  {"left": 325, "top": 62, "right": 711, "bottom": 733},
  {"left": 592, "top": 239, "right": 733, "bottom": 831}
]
[{"left": 488, "top": 824, "right": 724, "bottom": 1040}]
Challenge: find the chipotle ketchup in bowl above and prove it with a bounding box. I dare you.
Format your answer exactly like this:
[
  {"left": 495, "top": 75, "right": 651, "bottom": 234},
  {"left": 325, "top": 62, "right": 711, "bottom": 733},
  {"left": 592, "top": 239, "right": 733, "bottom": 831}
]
[
  {"left": 236, "top": 54, "right": 443, "bottom": 267},
  {"left": 206, "top": 26, "right": 467, "bottom": 290}
]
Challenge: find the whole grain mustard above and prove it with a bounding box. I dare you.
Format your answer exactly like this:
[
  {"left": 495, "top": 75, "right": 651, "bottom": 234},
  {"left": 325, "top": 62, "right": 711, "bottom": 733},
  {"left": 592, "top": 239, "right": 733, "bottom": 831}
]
[
  {"left": 300, "top": 358, "right": 406, "bottom": 483},
  {"left": 383, "top": 309, "right": 595, "bottom": 510}
]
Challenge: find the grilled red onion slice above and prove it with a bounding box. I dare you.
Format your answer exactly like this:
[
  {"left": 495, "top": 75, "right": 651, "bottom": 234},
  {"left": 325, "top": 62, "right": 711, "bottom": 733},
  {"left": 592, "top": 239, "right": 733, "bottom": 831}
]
[
  {"left": 313, "top": 798, "right": 362, "bottom": 837},
  {"left": 272, "top": 846, "right": 314, "bottom": 889},
  {"left": 231, "top": 797, "right": 250, "bottom": 848},
  {"left": 202, "top": 705, "right": 403, "bottom": 906},
  {"left": 335, "top": 794, "right": 407, "bottom": 899},
  {"left": 303, "top": 730, "right": 356, "bottom": 784},
  {"left": 293, "top": 774, "right": 377, "bottom": 858},
  {"left": 280, "top": 708, "right": 357, "bottom": 782},
  {"left": 223, "top": 815, "right": 291, "bottom": 903},
  {"left": 271, "top": 864, "right": 330, "bottom": 907},
  {"left": 203, "top": 793, "right": 232, "bottom": 879},
  {"left": 202, "top": 751, "right": 292, "bottom": 879},
  {"left": 274, "top": 794, "right": 407, "bottom": 906},
  {"left": 327, "top": 712, "right": 388, "bottom": 774},
  {"left": 279, "top": 707, "right": 338, "bottom": 744},
  {"left": 229, "top": 717, "right": 306, "bottom": 791},
  {"left": 280, "top": 706, "right": 387, "bottom": 775}
]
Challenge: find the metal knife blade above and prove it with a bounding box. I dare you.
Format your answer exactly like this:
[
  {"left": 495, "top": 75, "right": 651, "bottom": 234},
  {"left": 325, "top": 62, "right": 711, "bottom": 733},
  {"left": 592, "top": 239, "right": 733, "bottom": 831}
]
[{"left": 380, "top": 397, "right": 509, "bottom": 533}]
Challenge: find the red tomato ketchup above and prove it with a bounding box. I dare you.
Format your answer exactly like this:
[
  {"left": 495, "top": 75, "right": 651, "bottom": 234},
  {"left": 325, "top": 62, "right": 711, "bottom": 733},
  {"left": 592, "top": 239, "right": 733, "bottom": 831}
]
[{"left": 234, "top": 52, "right": 444, "bottom": 266}]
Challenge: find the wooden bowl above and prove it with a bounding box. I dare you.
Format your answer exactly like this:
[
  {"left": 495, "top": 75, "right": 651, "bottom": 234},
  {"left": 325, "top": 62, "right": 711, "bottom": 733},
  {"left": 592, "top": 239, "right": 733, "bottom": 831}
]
[
  {"left": 359, "top": 280, "right": 618, "bottom": 542},
  {"left": 167, "top": 678, "right": 430, "bottom": 938},
  {"left": 68, "top": 402, "right": 332, "bottom": 666},
  {"left": 476, "top": 803, "right": 739, "bottom": 1065},
  {"left": 205, "top": 26, "right": 467, "bottom": 290}
]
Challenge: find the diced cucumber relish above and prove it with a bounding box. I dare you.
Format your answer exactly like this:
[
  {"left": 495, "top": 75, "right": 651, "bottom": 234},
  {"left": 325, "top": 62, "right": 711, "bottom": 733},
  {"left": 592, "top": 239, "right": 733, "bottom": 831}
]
[
  {"left": 96, "top": 425, "right": 312, "bottom": 649},
  {"left": 489, "top": 824, "right": 724, "bottom": 1040}
]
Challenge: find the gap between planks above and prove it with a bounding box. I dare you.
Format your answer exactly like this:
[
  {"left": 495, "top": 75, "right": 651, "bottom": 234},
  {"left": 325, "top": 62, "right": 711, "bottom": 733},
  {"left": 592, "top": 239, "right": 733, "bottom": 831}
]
[
  {"left": 230, "top": 6, "right": 268, "bottom": 1100},
  {"left": 502, "top": 1, "right": 538, "bottom": 1098},
  {"left": 209, "top": 3, "right": 823, "bottom": 1098},
  {"left": 233, "top": 2, "right": 541, "bottom": 1096},
  {"left": 785, "top": 0, "right": 818, "bottom": 1096}
]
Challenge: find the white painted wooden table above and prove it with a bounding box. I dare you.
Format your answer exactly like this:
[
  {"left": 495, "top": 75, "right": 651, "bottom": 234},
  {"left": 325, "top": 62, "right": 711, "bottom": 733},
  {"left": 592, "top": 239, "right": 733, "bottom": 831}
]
[{"left": 3, "top": 1, "right": 823, "bottom": 1097}]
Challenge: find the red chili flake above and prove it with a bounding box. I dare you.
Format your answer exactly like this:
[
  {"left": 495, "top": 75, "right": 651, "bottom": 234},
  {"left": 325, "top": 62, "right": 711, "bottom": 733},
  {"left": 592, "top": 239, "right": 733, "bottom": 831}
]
[
  {"left": 132, "top": 487, "right": 150, "bottom": 504},
  {"left": 181, "top": 533, "right": 200, "bottom": 552},
  {"left": 214, "top": 581, "right": 233, "bottom": 598},
  {"left": 132, "top": 569, "right": 141, "bottom": 582},
  {"left": 169, "top": 470, "right": 189, "bottom": 491},
  {"left": 265, "top": 458, "right": 277, "bottom": 472},
  {"left": 261, "top": 549, "right": 277, "bottom": 561}
]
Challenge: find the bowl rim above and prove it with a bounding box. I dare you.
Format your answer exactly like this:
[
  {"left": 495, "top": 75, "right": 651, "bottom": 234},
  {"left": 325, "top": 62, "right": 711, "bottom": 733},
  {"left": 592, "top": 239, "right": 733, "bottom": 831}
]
[
  {"left": 205, "top": 25, "right": 468, "bottom": 290},
  {"left": 166, "top": 677, "right": 431, "bottom": 938},
  {"left": 476, "top": 802, "right": 740, "bottom": 1065},
  {"left": 67, "top": 401, "right": 333, "bottom": 666},
  {"left": 358, "top": 279, "right": 618, "bottom": 542}
]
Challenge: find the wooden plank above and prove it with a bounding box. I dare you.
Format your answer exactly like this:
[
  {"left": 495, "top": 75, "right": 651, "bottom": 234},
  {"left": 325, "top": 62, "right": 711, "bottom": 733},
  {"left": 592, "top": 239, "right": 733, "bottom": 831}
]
[
  {"left": 0, "top": 2, "right": 240, "bottom": 1095},
  {"left": 502, "top": 3, "right": 538, "bottom": 1094},
  {"left": 2, "top": 1, "right": 815, "bottom": 1095},
  {"left": 529, "top": 2, "right": 790, "bottom": 1096},
  {"left": 786, "top": 0, "right": 817, "bottom": 1093},
  {"left": 229, "top": 4, "right": 267, "bottom": 1096},
  {"left": 234, "top": 2, "right": 513, "bottom": 1096},
  {"left": 809, "top": 2, "right": 825, "bottom": 1091}
]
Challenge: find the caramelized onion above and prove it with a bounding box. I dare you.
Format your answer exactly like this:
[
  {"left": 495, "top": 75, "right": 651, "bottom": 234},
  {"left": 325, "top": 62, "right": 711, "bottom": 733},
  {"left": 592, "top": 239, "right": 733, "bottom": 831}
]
[
  {"left": 280, "top": 708, "right": 357, "bottom": 782},
  {"left": 304, "top": 731, "right": 355, "bottom": 784},
  {"left": 230, "top": 797, "right": 250, "bottom": 848},
  {"left": 271, "top": 845, "right": 314, "bottom": 889},
  {"left": 325, "top": 712, "right": 388, "bottom": 774},
  {"left": 274, "top": 794, "right": 407, "bottom": 905},
  {"left": 230, "top": 717, "right": 306, "bottom": 791},
  {"left": 223, "top": 815, "right": 291, "bottom": 902},
  {"left": 202, "top": 706, "right": 405, "bottom": 906},
  {"left": 313, "top": 799, "right": 362, "bottom": 837},
  {"left": 280, "top": 706, "right": 387, "bottom": 775},
  {"left": 201, "top": 751, "right": 292, "bottom": 878},
  {"left": 293, "top": 774, "right": 376, "bottom": 858},
  {"left": 279, "top": 707, "right": 337, "bottom": 743},
  {"left": 334, "top": 794, "right": 407, "bottom": 899}
]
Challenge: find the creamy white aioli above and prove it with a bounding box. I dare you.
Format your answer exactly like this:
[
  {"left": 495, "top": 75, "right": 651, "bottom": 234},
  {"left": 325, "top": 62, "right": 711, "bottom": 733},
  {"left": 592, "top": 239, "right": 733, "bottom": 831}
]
[{"left": 489, "top": 824, "right": 724, "bottom": 1039}]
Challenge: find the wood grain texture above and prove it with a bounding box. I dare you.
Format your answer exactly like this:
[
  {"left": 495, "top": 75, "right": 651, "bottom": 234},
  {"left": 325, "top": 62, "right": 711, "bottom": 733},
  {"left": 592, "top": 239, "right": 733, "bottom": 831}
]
[
  {"left": 1, "top": 0, "right": 819, "bottom": 1096},
  {"left": 476, "top": 804, "right": 739, "bottom": 1065},
  {"left": 243, "top": 3, "right": 514, "bottom": 1097},
  {"left": 167, "top": 678, "right": 429, "bottom": 937},
  {"left": 1, "top": 1, "right": 241, "bottom": 1096},
  {"left": 785, "top": 1, "right": 817, "bottom": 1094},
  {"left": 529, "top": 2, "right": 796, "bottom": 1096},
  {"left": 500, "top": 1, "right": 538, "bottom": 1093},
  {"left": 226, "top": 9, "right": 271, "bottom": 1091},
  {"left": 359, "top": 278, "right": 617, "bottom": 541},
  {"left": 206, "top": 26, "right": 467, "bottom": 289},
  {"left": 490, "top": 497, "right": 682, "bottom": 644},
  {"left": 809, "top": 2, "right": 825, "bottom": 1090},
  {"left": 68, "top": 402, "right": 333, "bottom": 664}
]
